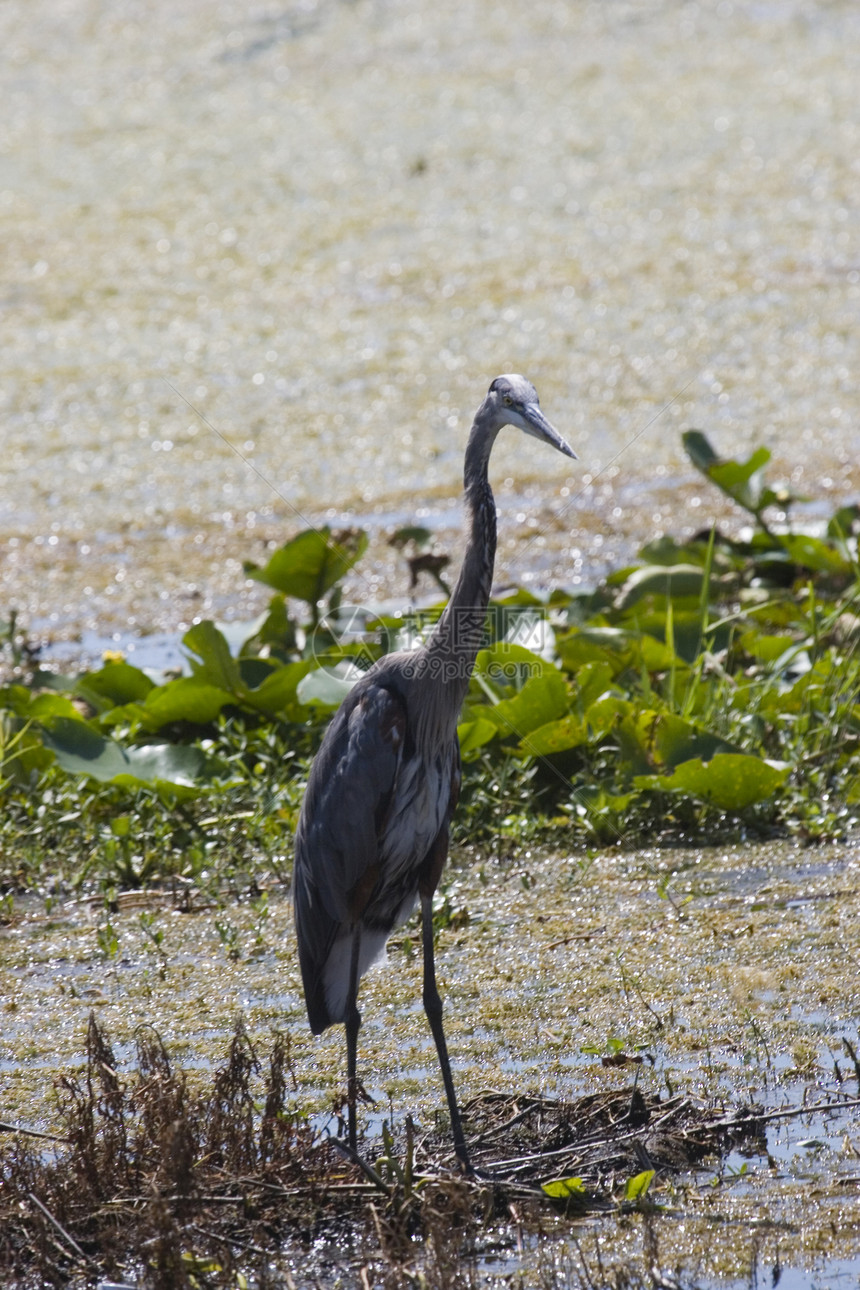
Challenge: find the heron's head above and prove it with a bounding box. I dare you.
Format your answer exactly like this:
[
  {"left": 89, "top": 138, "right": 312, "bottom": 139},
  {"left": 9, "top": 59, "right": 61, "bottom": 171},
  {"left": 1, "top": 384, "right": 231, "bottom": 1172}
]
[{"left": 485, "top": 374, "right": 577, "bottom": 459}]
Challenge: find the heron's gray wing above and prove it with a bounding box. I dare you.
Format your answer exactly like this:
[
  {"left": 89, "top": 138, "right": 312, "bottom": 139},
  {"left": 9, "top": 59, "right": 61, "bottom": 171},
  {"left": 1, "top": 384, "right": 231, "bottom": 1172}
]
[
  {"left": 417, "top": 734, "right": 461, "bottom": 898},
  {"left": 293, "top": 680, "right": 406, "bottom": 1032}
]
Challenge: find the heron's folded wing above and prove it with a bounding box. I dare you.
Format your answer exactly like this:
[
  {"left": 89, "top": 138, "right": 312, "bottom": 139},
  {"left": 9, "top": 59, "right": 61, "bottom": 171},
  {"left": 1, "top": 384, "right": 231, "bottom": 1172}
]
[{"left": 293, "top": 681, "right": 406, "bottom": 1010}]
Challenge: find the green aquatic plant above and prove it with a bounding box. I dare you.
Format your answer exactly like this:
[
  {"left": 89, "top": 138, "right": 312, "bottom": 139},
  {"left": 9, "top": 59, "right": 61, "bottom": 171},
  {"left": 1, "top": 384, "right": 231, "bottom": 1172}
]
[{"left": 2, "top": 429, "right": 860, "bottom": 888}]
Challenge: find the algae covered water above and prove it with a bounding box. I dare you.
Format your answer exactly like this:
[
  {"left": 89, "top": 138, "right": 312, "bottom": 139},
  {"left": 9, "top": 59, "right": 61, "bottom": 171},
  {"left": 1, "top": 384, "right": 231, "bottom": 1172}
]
[
  {"left": 1, "top": 840, "right": 859, "bottom": 1284},
  {"left": 2, "top": 0, "right": 859, "bottom": 653},
  {"left": 2, "top": 1, "right": 860, "bottom": 1282}
]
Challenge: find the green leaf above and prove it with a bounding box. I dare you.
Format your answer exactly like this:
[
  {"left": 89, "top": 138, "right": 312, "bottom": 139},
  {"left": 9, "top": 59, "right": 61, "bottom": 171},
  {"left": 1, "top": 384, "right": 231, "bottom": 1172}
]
[
  {"left": 237, "top": 657, "right": 276, "bottom": 689},
  {"left": 683, "top": 430, "right": 772, "bottom": 516},
  {"left": 827, "top": 504, "right": 860, "bottom": 540},
  {"left": 236, "top": 597, "right": 298, "bottom": 657},
  {"left": 27, "top": 693, "right": 83, "bottom": 722},
  {"left": 557, "top": 626, "right": 629, "bottom": 672},
  {"left": 682, "top": 428, "right": 722, "bottom": 475},
  {"left": 29, "top": 670, "right": 78, "bottom": 694},
  {"left": 74, "top": 662, "right": 154, "bottom": 711},
  {"left": 625, "top": 1169, "right": 655, "bottom": 1201},
  {"left": 492, "top": 586, "right": 546, "bottom": 608},
  {"left": 639, "top": 534, "right": 733, "bottom": 569},
  {"left": 584, "top": 694, "right": 633, "bottom": 738},
  {"left": 296, "top": 666, "right": 359, "bottom": 709},
  {"left": 389, "top": 525, "right": 433, "bottom": 549},
  {"left": 617, "top": 710, "right": 739, "bottom": 775},
  {"left": 573, "top": 660, "right": 615, "bottom": 710},
  {"left": 520, "top": 713, "right": 587, "bottom": 757},
  {"left": 475, "top": 641, "right": 544, "bottom": 680},
  {"left": 568, "top": 784, "right": 635, "bottom": 825},
  {"left": 0, "top": 719, "right": 53, "bottom": 783},
  {"left": 636, "top": 752, "right": 789, "bottom": 810},
  {"left": 245, "top": 659, "right": 318, "bottom": 716},
  {"left": 635, "top": 628, "right": 696, "bottom": 670},
  {"left": 244, "top": 527, "right": 368, "bottom": 604},
  {"left": 0, "top": 685, "right": 42, "bottom": 719},
  {"left": 778, "top": 533, "right": 852, "bottom": 576},
  {"left": 183, "top": 621, "right": 243, "bottom": 692},
  {"left": 738, "top": 631, "right": 798, "bottom": 663},
  {"left": 601, "top": 613, "right": 696, "bottom": 667},
  {"left": 457, "top": 715, "right": 500, "bottom": 756},
  {"left": 541, "top": 1176, "right": 589, "bottom": 1211},
  {"left": 142, "top": 679, "right": 235, "bottom": 728},
  {"left": 710, "top": 448, "right": 772, "bottom": 509},
  {"left": 615, "top": 564, "right": 712, "bottom": 611},
  {"left": 41, "top": 718, "right": 211, "bottom": 793},
  {"left": 483, "top": 668, "right": 569, "bottom": 739}
]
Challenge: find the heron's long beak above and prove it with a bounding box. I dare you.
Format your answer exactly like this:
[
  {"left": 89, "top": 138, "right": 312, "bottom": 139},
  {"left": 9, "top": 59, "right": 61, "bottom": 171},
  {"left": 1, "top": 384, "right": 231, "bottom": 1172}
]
[{"left": 521, "top": 404, "right": 578, "bottom": 460}]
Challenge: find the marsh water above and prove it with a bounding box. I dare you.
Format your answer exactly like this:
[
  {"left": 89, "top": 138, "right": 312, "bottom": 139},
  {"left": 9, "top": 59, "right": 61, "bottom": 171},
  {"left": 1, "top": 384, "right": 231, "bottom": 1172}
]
[
  {"left": 2, "top": 0, "right": 860, "bottom": 1284},
  {"left": 2, "top": 0, "right": 860, "bottom": 658},
  {"left": 2, "top": 840, "right": 860, "bottom": 1285}
]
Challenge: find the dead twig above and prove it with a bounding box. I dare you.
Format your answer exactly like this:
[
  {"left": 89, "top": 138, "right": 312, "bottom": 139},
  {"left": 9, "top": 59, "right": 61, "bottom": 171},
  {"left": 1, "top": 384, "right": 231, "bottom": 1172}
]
[
  {"left": 0, "top": 1121, "right": 69, "bottom": 1143},
  {"left": 189, "top": 1223, "right": 269, "bottom": 1257},
  {"left": 747, "top": 1098, "right": 860, "bottom": 1126},
  {"left": 27, "top": 1192, "right": 96, "bottom": 1268},
  {"left": 332, "top": 1139, "right": 393, "bottom": 1198}
]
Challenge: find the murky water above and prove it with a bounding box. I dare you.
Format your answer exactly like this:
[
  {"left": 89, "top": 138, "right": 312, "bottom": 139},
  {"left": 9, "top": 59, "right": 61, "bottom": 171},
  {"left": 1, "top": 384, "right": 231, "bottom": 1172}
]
[
  {"left": 1, "top": 839, "right": 859, "bottom": 1283},
  {"left": 2, "top": 11, "right": 860, "bottom": 1270},
  {"left": 2, "top": 0, "right": 859, "bottom": 658}
]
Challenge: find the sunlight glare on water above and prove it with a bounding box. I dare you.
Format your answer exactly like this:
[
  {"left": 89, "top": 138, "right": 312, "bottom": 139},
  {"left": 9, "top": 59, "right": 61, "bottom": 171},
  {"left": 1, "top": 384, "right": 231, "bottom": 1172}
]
[
  {"left": 1, "top": 841, "right": 859, "bottom": 1282},
  {"left": 1, "top": 0, "right": 859, "bottom": 650}
]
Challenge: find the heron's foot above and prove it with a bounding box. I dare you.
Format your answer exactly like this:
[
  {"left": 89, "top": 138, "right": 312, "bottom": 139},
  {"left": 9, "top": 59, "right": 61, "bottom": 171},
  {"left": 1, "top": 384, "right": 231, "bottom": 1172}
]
[
  {"left": 342, "top": 1076, "right": 376, "bottom": 1110},
  {"left": 356, "top": 1076, "right": 377, "bottom": 1106}
]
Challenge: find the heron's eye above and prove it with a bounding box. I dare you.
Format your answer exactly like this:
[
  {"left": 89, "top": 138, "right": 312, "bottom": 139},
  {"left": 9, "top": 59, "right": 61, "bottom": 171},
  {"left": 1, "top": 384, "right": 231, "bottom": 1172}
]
[{"left": 503, "top": 395, "right": 513, "bottom": 407}]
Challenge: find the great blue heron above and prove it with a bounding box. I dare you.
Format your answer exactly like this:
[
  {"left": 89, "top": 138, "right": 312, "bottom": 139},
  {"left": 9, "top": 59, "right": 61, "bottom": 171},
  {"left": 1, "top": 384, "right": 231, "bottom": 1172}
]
[{"left": 294, "top": 375, "right": 576, "bottom": 1171}]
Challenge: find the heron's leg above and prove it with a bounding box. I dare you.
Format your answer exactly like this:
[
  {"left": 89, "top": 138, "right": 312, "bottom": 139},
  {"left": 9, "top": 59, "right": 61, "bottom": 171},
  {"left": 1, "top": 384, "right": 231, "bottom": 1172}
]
[
  {"left": 344, "top": 925, "right": 362, "bottom": 1151},
  {"left": 420, "top": 892, "right": 472, "bottom": 1173}
]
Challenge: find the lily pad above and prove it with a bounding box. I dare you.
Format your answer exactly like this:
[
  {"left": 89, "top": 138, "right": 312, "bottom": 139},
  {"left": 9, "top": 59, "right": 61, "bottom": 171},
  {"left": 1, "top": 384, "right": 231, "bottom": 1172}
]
[
  {"left": 142, "top": 679, "right": 236, "bottom": 728},
  {"left": 296, "top": 665, "right": 360, "bottom": 709},
  {"left": 457, "top": 714, "right": 499, "bottom": 757},
  {"left": 75, "top": 662, "right": 155, "bottom": 711},
  {"left": 183, "top": 621, "right": 243, "bottom": 693},
  {"left": 636, "top": 752, "right": 789, "bottom": 810},
  {"left": 683, "top": 430, "right": 775, "bottom": 517},
  {"left": 615, "top": 563, "right": 712, "bottom": 611},
  {"left": 483, "top": 668, "right": 569, "bottom": 739},
  {"left": 41, "top": 717, "right": 212, "bottom": 795},
  {"left": 244, "top": 527, "right": 367, "bottom": 605}
]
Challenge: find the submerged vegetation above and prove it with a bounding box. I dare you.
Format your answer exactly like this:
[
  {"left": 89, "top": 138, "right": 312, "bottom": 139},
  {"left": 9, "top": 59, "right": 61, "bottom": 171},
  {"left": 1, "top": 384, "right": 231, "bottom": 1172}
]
[{"left": 3, "top": 430, "right": 860, "bottom": 896}]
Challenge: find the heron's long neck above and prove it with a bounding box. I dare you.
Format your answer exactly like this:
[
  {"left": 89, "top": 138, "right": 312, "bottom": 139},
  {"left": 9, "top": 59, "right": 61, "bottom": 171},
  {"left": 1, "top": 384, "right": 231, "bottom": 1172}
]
[{"left": 423, "top": 420, "right": 498, "bottom": 709}]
